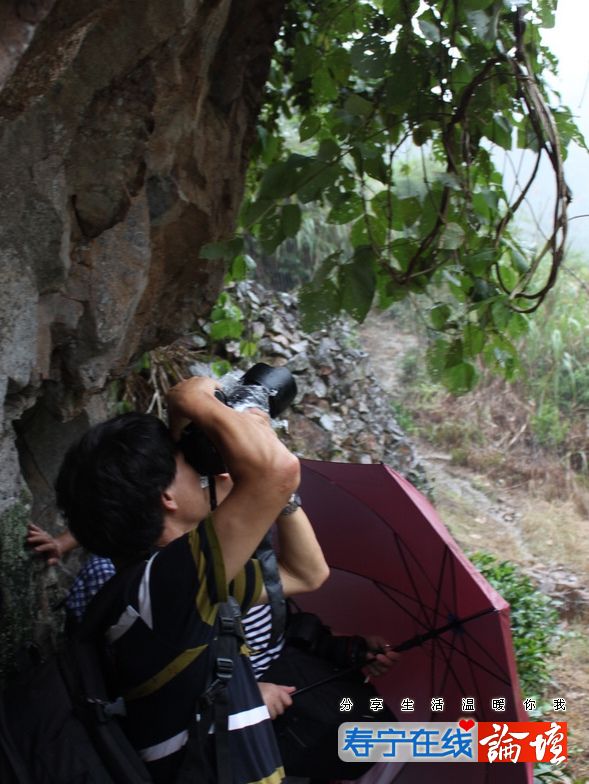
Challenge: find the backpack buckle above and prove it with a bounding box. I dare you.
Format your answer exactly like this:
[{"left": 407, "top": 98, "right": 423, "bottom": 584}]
[
  {"left": 218, "top": 614, "right": 236, "bottom": 635},
  {"left": 215, "top": 656, "right": 234, "bottom": 682}
]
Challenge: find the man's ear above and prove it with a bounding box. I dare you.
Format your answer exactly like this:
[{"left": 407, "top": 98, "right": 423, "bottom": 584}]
[{"left": 161, "top": 489, "right": 178, "bottom": 512}]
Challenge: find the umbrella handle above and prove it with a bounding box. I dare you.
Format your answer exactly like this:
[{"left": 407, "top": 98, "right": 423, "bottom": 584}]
[
  {"left": 292, "top": 663, "right": 362, "bottom": 697},
  {"left": 292, "top": 610, "right": 499, "bottom": 697},
  {"left": 292, "top": 647, "right": 389, "bottom": 697}
]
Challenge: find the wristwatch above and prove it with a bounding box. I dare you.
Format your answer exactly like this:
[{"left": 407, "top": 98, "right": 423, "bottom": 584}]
[{"left": 280, "top": 492, "right": 302, "bottom": 516}]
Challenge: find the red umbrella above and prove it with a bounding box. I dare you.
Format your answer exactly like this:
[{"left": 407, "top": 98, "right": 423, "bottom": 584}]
[{"left": 296, "top": 459, "right": 533, "bottom": 784}]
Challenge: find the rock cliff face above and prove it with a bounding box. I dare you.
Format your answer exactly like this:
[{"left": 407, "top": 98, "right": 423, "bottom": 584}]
[{"left": 0, "top": 0, "right": 284, "bottom": 680}]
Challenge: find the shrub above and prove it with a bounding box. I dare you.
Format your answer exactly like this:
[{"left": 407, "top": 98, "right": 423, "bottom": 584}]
[{"left": 470, "top": 552, "right": 562, "bottom": 700}]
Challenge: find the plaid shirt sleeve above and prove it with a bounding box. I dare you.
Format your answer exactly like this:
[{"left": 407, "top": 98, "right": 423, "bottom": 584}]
[{"left": 65, "top": 555, "right": 116, "bottom": 621}]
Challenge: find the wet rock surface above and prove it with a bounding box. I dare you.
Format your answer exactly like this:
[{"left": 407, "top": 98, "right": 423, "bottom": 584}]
[{"left": 0, "top": 0, "right": 286, "bottom": 681}]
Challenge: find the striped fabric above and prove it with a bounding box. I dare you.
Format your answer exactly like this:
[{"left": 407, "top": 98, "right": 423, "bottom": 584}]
[{"left": 242, "top": 603, "right": 285, "bottom": 677}]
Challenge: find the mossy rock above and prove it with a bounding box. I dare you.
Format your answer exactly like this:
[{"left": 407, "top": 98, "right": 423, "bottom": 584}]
[{"left": 0, "top": 497, "right": 65, "bottom": 686}]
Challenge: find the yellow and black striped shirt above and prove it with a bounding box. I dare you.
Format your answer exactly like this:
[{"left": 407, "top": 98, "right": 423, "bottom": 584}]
[{"left": 106, "top": 516, "right": 284, "bottom": 784}]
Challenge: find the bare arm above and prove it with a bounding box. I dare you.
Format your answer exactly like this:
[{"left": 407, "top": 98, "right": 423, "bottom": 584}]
[
  {"left": 258, "top": 506, "right": 329, "bottom": 602},
  {"left": 167, "top": 377, "right": 300, "bottom": 583}
]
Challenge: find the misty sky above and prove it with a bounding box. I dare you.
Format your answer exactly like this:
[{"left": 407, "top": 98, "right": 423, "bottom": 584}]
[{"left": 518, "top": 0, "right": 589, "bottom": 254}]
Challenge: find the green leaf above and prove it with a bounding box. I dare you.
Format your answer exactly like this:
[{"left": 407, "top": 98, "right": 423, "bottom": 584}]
[
  {"left": 313, "top": 252, "right": 342, "bottom": 286},
  {"left": 258, "top": 160, "right": 301, "bottom": 200},
  {"left": 430, "top": 303, "right": 451, "bottom": 330},
  {"left": 200, "top": 237, "right": 244, "bottom": 260},
  {"left": 445, "top": 338, "right": 464, "bottom": 368},
  {"left": 211, "top": 359, "right": 232, "bottom": 377},
  {"left": 293, "top": 43, "right": 320, "bottom": 82},
  {"left": 350, "top": 37, "right": 390, "bottom": 80},
  {"left": 443, "top": 361, "right": 478, "bottom": 394},
  {"left": 483, "top": 335, "right": 519, "bottom": 380},
  {"left": 240, "top": 340, "right": 258, "bottom": 358},
  {"left": 281, "top": 204, "right": 302, "bottom": 237},
  {"left": 467, "top": 248, "right": 495, "bottom": 275},
  {"left": 296, "top": 159, "right": 340, "bottom": 203},
  {"left": 492, "top": 300, "right": 510, "bottom": 329},
  {"left": 258, "top": 211, "right": 285, "bottom": 254},
  {"left": 339, "top": 249, "right": 377, "bottom": 321},
  {"left": 350, "top": 215, "right": 387, "bottom": 248},
  {"left": 352, "top": 142, "right": 389, "bottom": 183},
  {"left": 376, "top": 270, "right": 407, "bottom": 308},
  {"left": 389, "top": 238, "right": 415, "bottom": 273},
  {"left": 393, "top": 196, "right": 421, "bottom": 229},
  {"left": 240, "top": 198, "right": 272, "bottom": 228},
  {"left": 447, "top": 272, "right": 473, "bottom": 303},
  {"left": 299, "top": 115, "right": 322, "bottom": 142},
  {"left": 327, "top": 49, "right": 352, "bottom": 84},
  {"left": 299, "top": 281, "right": 341, "bottom": 331},
  {"left": 312, "top": 64, "right": 338, "bottom": 101},
  {"left": 439, "top": 222, "right": 465, "bottom": 250},
  {"left": 497, "top": 263, "right": 518, "bottom": 291},
  {"left": 507, "top": 312, "right": 528, "bottom": 340},
  {"left": 538, "top": 1, "right": 556, "bottom": 28},
  {"left": 210, "top": 318, "right": 243, "bottom": 340},
  {"left": 463, "top": 323, "right": 485, "bottom": 356},
  {"left": 484, "top": 115, "right": 512, "bottom": 150},
  {"left": 412, "top": 125, "right": 432, "bottom": 146},
  {"left": 229, "top": 254, "right": 256, "bottom": 281},
  {"left": 328, "top": 193, "right": 364, "bottom": 224},
  {"left": 383, "top": 0, "right": 419, "bottom": 25},
  {"left": 317, "top": 138, "right": 340, "bottom": 162},
  {"left": 344, "top": 94, "right": 374, "bottom": 117}
]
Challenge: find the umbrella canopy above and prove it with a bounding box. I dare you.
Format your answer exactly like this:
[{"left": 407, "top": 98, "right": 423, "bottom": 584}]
[{"left": 296, "top": 459, "right": 533, "bottom": 784}]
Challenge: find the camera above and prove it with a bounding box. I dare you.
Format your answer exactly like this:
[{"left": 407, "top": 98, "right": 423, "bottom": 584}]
[
  {"left": 285, "top": 611, "right": 370, "bottom": 669},
  {"left": 178, "top": 363, "right": 297, "bottom": 476}
]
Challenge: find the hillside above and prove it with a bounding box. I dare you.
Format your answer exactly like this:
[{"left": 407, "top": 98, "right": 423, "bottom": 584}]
[{"left": 359, "top": 310, "right": 589, "bottom": 783}]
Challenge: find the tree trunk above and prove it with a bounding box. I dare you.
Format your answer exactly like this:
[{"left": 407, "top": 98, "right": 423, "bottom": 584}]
[{"left": 0, "top": 0, "right": 285, "bottom": 681}]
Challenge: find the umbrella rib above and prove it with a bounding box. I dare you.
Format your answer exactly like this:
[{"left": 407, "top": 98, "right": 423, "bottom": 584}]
[
  {"left": 433, "top": 628, "right": 482, "bottom": 713},
  {"left": 435, "top": 547, "right": 446, "bottom": 617},
  {"left": 331, "top": 564, "right": 513, "bottom": 686},
  {"left": 390, "top": 528, "right": 460, "bottom": 623},
  {"left": 396, "top": 533, "right": 435, "bottom": 628},
  {"left": 433, "top": 631, "right": 513, "bottom": 687},
  {"left": 452, "top": 622, "right": 513, "bottom": 684},
  {"left": 373, "top": 579, "right": 438, "bottom": 630},
  {"left": 455, "top": 631, "right": 489, "bottom": 720},
  {"left": 328, "top": 564, "right": 441, "bottom": 629},
  {"left": 304, "top": 465, "right": 460, "bottom": 620}
]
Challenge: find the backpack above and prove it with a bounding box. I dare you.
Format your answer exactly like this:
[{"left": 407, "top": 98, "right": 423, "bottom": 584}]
[{"left": 0, "top": 563, "right": 242, "bottom": 784}]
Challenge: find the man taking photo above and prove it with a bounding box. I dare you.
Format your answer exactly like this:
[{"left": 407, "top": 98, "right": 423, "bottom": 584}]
[{"left": 54, "top": 376, "right": 328, "bottom": 784}]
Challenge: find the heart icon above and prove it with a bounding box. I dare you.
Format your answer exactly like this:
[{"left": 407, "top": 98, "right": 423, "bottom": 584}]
[{"left": 459, "top": 718, "right": 475, "bottom": 731}]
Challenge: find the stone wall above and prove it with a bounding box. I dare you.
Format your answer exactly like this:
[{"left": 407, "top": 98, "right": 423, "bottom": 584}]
[
  {"left": 191, "top": 280, "right": 425, "bottom": 485},
  {"left": 0, "top": 0, "right": 285, "bottom": 681}
]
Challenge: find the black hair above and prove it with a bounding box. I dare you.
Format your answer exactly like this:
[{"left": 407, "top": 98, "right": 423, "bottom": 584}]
[{"left": 55, "top": 413, "right": 178, "bottom": 561}]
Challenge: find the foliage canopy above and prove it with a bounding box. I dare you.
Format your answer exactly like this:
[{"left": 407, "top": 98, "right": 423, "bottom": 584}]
[{"left": 206, "top": 0, "right": 585, "bottom": 393}]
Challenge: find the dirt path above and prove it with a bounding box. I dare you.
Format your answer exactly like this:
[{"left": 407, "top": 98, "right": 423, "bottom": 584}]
[{"left": 359, "top": 310, "right": 589, "bottom": 783}]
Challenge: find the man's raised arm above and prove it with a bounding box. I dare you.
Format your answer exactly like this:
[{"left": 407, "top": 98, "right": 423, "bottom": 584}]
[{"left": 167, "top": 377, "right": 300, "bottom": 582}]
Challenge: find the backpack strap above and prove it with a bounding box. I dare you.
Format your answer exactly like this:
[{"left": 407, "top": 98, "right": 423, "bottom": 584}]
[
  {"left": 175, "top": 596, "right": 243, "bottom": 784},
  {"left": 66, "top": 561, "right": 153, "bottom": 784},
  {"left": 255, "top": 532, "right": 286, "bottom": 645},
  {"left": 76, "top": 560, "right": 147, "bottom": 641}
]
